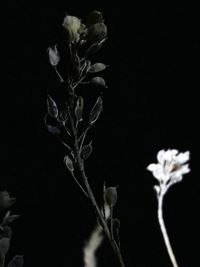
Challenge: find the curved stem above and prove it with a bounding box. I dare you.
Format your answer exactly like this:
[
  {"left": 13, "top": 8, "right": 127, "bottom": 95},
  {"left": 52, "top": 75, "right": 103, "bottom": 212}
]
[
  {"left": 158, "top": 194, "right": 179, "bottom": 267},
  {"left": 54, "top": 66, "right": 64, "bottom": 82},
  {"left": 71, "top": 172, "right": 89, "bottom": 198},
  {"left": 68, "top": 107, "right": 126, "bottom": 267},
  {"left": 110, "top": 206, "right": 114, "bottom": 240}
]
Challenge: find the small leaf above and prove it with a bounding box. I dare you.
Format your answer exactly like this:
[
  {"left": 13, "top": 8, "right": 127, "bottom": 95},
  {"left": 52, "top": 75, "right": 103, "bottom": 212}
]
[
  {"left": 80, "top": 142, "right": 92, "bottom": 160},
  {"left": 75, "top": 96, "right": 84, "bottom": 122},
  {"left": 64, "top": 155, "right": 74, "bottom": 172},
  {"left": 90, "top": 76, "right": 106, "bottom": 87},
  {"left": 47, "top": 45, "right": 60, "bottom": 66},
  {"left": 47, "top": 95, "right": 58, "bottom": 118},
  {"left": 7, "top": 255, "right": 24, "bottom": 267},
  {"left": 88, "top": 63, "right": 106, "bottom": 73},
  {"left": 47, "top": 124, "right": 61, "bottom": 135},
  {"left": 89, "top": 96, "right": 103, "bottom": 125}
]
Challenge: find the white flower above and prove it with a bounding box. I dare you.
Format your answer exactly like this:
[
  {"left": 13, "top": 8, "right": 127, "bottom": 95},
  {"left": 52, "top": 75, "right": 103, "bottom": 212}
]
[
  {"left": 62, "top": 15, "right": 84, "bottom": 43},
  {"left": 147, "top": 149, "right": 190, "bottom": 185}
]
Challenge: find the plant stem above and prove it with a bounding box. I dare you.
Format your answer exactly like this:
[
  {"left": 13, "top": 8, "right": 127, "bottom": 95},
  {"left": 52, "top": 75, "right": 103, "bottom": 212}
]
[
  {"left": 0, "top": 256, "right": 5, "bottom": 267},
  {"left": 110, "top": 206, "right": 114, "bottom": 239},
  {"left": 158, "top": 194, "right": 179, "bottom": 267},
  {"left": 68, "top": 107, "right": 126, "bottom": 267}
]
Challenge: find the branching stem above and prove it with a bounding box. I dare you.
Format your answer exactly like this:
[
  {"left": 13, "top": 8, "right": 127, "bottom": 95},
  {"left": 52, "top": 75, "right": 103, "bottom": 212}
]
[{"left": 68, "top": 105, "right": 126, "bottom": 267}]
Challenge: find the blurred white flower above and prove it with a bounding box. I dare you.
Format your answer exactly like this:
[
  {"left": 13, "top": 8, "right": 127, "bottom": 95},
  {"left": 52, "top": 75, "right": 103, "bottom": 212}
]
[
  {"left": 62, "top": 15, "right": 84, "bottom": 43},
  {"left": 147, "top": 149, "right": 190, "bottom": 185}
]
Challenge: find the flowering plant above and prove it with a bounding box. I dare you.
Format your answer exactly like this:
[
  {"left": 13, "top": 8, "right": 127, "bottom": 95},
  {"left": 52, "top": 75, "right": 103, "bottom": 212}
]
[{"left": 44, "top": 10, "right": 192, "bottom": 267}]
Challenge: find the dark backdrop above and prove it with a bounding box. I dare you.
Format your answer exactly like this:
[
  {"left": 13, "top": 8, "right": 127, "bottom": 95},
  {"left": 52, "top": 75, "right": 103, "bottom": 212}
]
[{"left": 2, "top": 1, "right": 199, "bottom": 267}]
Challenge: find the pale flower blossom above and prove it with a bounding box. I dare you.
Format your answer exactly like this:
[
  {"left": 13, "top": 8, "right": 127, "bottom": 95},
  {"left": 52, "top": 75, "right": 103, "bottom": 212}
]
[
  {"left": 62, "top": 15, "right": 84, "bottom": 43},
  {"left": 147, "top": 149, "right": 190, "bottom": 187}
]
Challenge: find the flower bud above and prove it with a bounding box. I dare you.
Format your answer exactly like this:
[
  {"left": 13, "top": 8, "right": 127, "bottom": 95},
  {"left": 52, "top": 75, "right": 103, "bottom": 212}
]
[
  {"left": 104, "top": 187, "right": 118, "bottom": 207},
  {"left": 86, "top": 23, "right": 107, "bottom": 43},
  {"left": 86, "top": 11, "right": 104, "bottom": 26}
]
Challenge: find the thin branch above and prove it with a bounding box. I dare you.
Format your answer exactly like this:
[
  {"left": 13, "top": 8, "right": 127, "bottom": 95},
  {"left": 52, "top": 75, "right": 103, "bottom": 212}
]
[
  {"left": 68, "top": 107, "right": 126, "bottom": 267},
  {"left": 56, "top": 135, "right": 71, "bottom": 151},
  {"left": 158, "top": 194, "right": 179, "bottom": 267},
  {"left": 54, "top": 66, "right": 64, "bottom": 82},
  {"left": 71, "top": 172, "right": 89, "bottom": 198}
]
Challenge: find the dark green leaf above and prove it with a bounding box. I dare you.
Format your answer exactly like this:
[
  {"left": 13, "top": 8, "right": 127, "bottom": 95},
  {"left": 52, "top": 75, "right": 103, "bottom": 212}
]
[
  {"left": 47, "top": 95, "right": 58, "bottom": 118},
  {"left": 89, "top": 96, "right": 103, "bottom": 125}
]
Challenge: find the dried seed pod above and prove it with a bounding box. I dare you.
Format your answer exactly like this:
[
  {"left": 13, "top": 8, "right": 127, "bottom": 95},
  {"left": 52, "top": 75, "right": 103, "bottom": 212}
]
[
  {"left": 47, "top": 45, "right": 60, "bottom": 66},
  {"left": 88, "top": 63, "right": 106, "bottom": 73},
  {"left": 64, "top": 155, "right": 74, "bottom": 172},
  {"left": 90, "top": 77, "right": 106, "bottom": 87},
  {"left": 104, "top": 187, "right": 118, "bottom": 207}
]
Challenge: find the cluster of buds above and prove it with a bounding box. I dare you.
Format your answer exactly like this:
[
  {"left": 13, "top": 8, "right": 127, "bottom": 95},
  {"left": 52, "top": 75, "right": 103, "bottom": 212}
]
[
  {"left": 45, "top": 11, "right": 108, "bottom": 183},
  {"left": 47, "top": 10, "right": 108, "bottom": 86}
]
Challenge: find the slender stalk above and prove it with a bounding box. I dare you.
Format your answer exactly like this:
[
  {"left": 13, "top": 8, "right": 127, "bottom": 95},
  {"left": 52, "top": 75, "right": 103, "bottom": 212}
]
[
  {"left": 68, "top": 106, "right": 126, "bottom": 267},
  {"left": 158, "top": 194, "right": 179, "bottom": 267},
  {"left": 110, "top": 206, "right": 114, "bottom": 239},
  {"left": 0, "top": 256, "right": 5, "bottom": 267},
  {"left": 54, "top": 66, "right": 64, "bottom": 82},
  {"left": 71, "top": 172, "right": 89, "bottom": 198}
]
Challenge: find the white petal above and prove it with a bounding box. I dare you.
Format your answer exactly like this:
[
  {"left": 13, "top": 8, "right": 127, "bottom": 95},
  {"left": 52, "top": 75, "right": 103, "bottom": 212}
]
[
  {"left": 157, "top": 150, "right": 166, "bottom": 164},
  {"left": 164, "top": 150, "right": 173, "bottom": 162},
  {"left": 176, "top": 151, "right": 190, "bottom": 164},
  {"left": 171, "top": 149, "right": 178, "bottom": 156},
  {"left": 180, "top": 164, "right": 190, "bottom": 174},
  {"left": 147, "top": 163, "right": 158, "bottom": 172},
  {"left": 153, "top": 164, "right": 165, "bottom": 180}
]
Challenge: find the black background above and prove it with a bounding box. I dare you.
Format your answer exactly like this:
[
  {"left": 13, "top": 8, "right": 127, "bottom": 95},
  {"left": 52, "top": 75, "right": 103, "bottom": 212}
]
[{"left": 2, "top": 1, "right": 200, "bottom": 267}]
